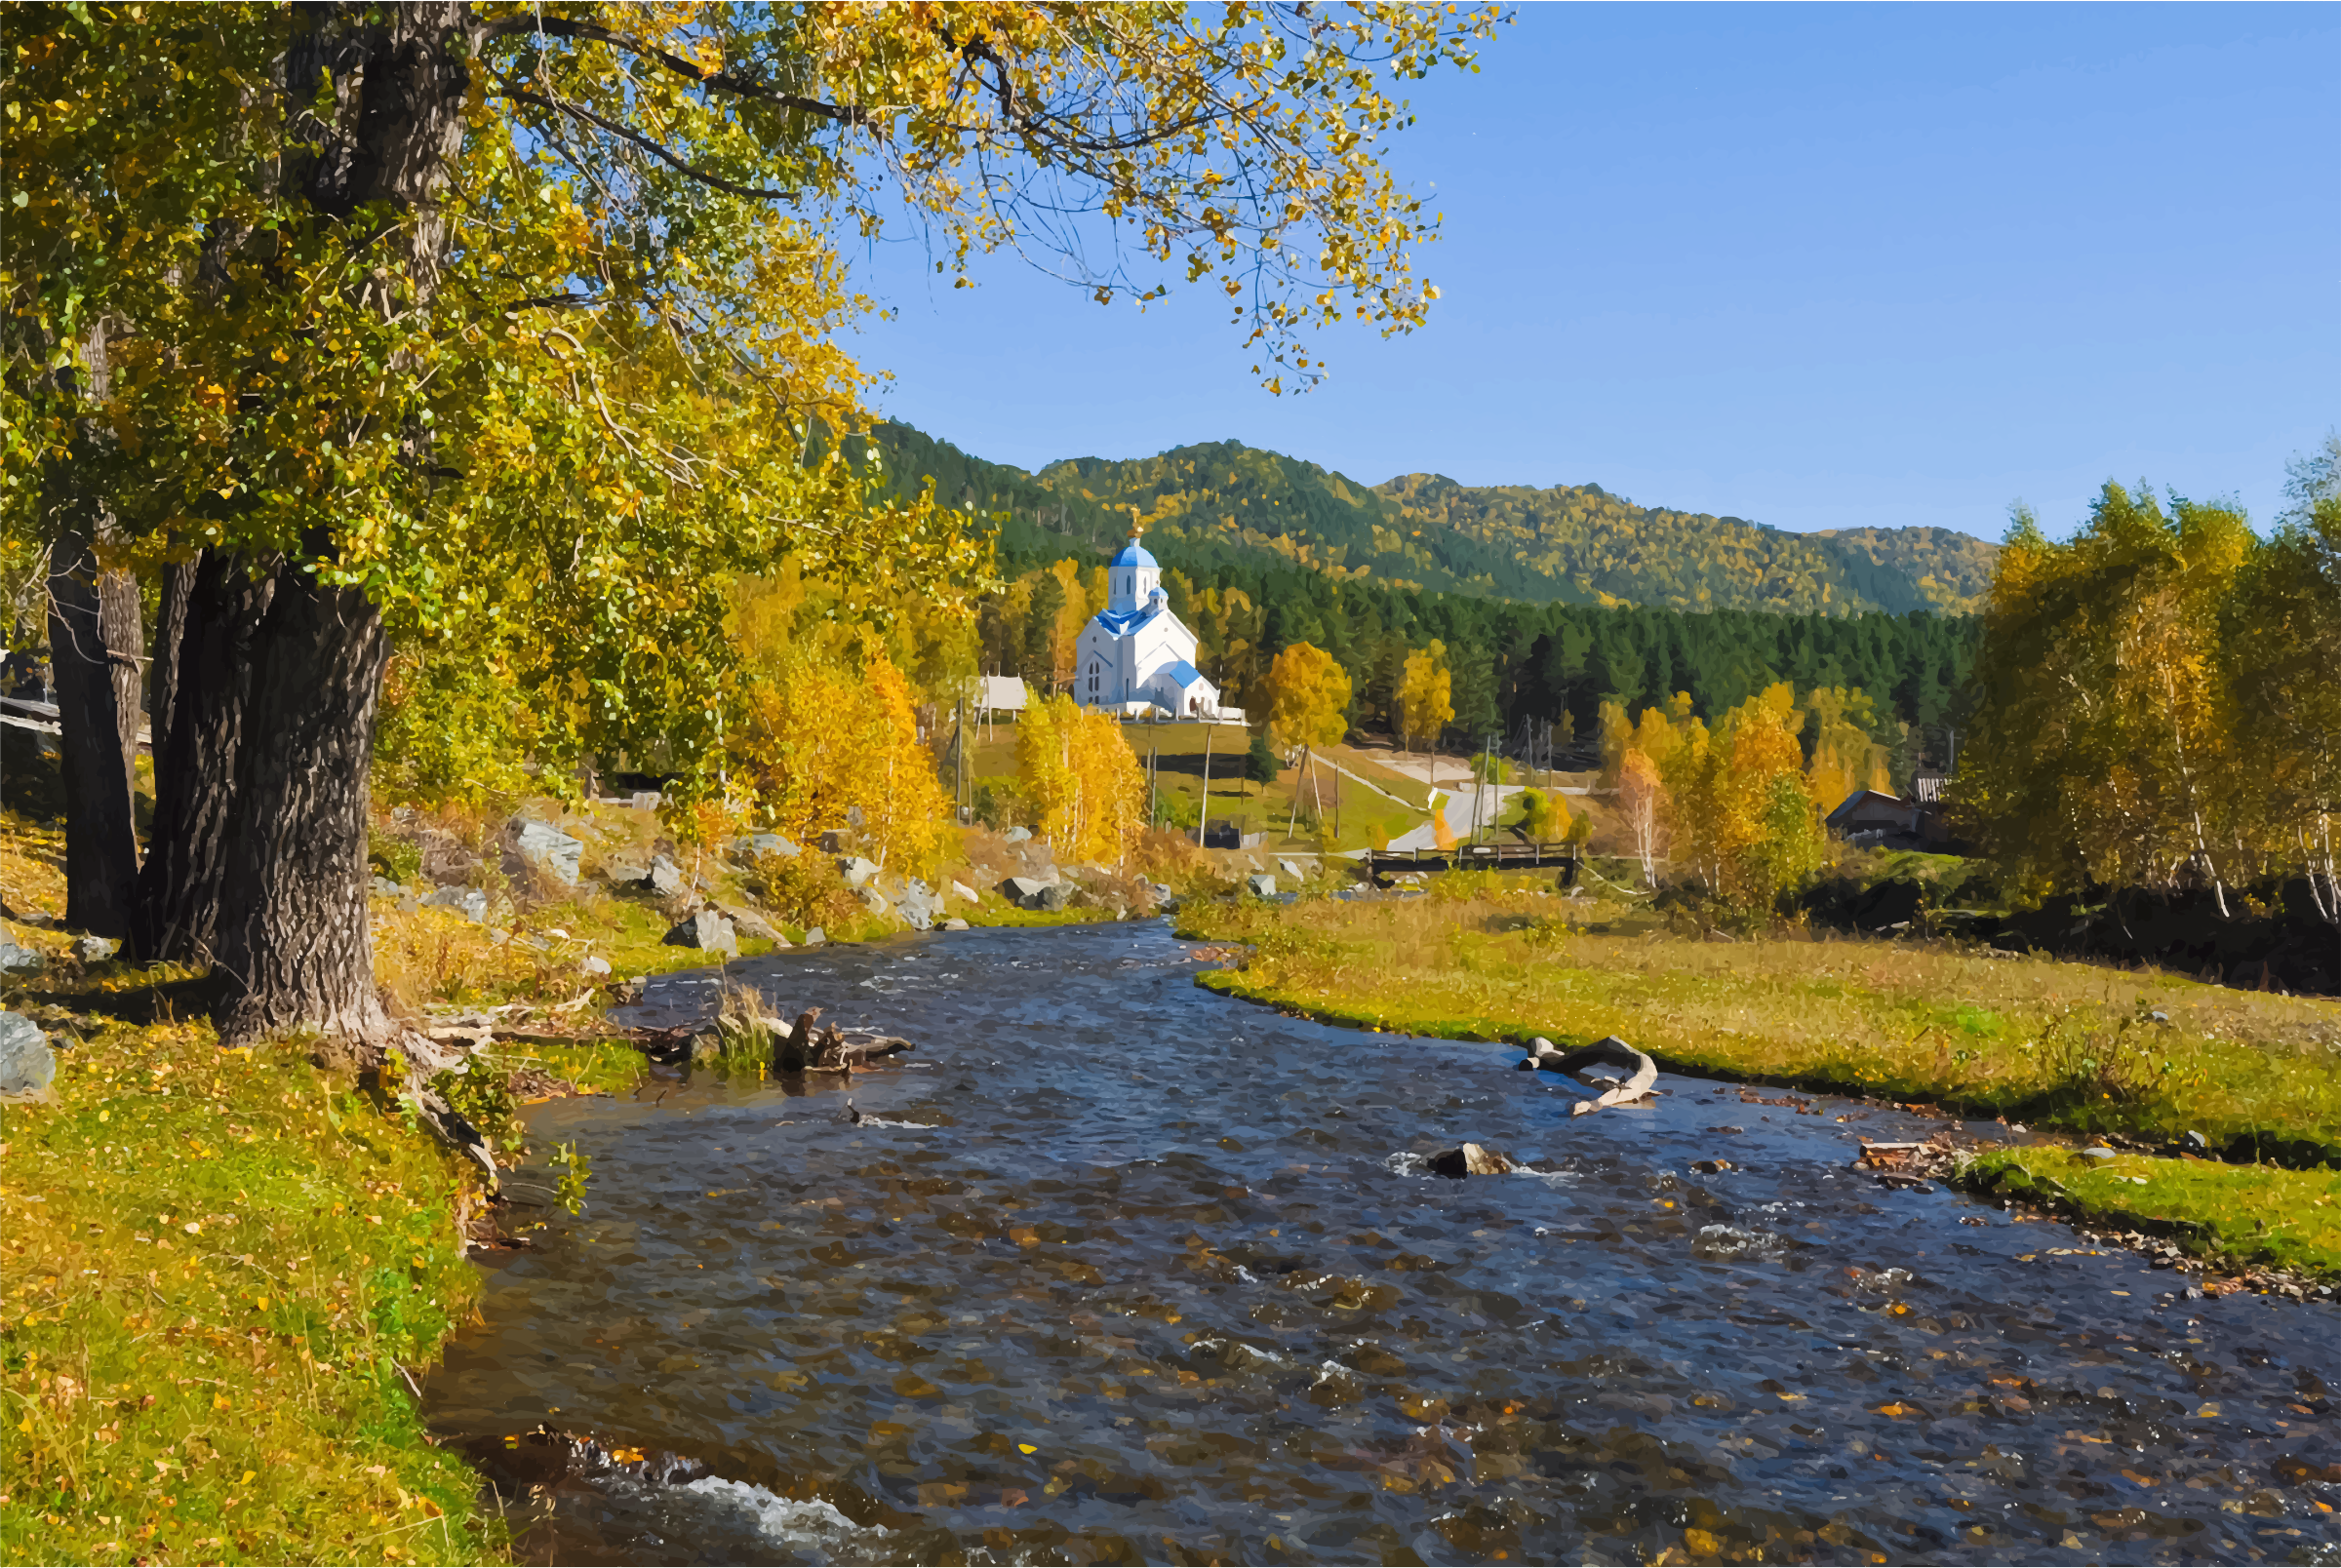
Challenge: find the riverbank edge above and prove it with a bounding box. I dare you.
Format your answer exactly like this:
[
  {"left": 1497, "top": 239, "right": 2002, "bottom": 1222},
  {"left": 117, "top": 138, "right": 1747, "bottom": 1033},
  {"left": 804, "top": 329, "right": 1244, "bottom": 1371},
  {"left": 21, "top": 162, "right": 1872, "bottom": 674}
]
[
  {"left": 1186, "top": 963, "right": 2341, "bottom": 1282},
  {"left": 1948, "top": 1147, "right": 2341, "bottom": 1292}
]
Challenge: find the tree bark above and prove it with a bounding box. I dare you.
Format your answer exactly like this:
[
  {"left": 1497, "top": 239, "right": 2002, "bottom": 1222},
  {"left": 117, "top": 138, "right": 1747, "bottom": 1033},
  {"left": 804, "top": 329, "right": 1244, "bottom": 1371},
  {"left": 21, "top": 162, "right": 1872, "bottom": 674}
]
[
  {"left": 149, "top": 557, "right": 195, "bottom": 765},
  {"left": 46, "top": 524, "right": 145, "bottom": 936},
  {"left": 209, "top": 564, "right": 394, "bottom": 1049},
  {"left": 133, "top": 550, "right": 273, "bottom": 965}
]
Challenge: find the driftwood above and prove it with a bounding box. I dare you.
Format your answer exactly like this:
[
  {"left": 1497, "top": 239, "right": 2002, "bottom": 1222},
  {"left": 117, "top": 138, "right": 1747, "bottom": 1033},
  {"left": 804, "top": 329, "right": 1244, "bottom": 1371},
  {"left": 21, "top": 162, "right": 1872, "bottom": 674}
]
[
  {"left": 772, "top": 1007, "right": 915, "bottom": 1074},
  {"left": 1520, "top": 1035, "right": 1660, "bottom": 1116},
  {"left": 774, "top": 1008, "right": 823, "bottom": 1073}
]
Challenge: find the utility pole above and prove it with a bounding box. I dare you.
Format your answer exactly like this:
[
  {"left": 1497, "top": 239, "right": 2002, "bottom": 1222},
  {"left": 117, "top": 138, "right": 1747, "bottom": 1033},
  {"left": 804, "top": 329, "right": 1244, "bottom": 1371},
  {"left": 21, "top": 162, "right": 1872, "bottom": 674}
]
[
  {"left": 1480, "top": 732, "right": 1496, "bottom": 843},
  {"left": 1199, "top": 720, "right": 1214, "bottom": 847}
]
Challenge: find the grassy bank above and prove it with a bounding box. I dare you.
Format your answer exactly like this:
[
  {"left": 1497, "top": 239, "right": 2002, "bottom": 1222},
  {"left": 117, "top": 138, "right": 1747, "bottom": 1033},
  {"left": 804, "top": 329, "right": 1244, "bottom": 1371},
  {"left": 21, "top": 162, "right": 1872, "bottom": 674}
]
[
  {"left": 1956, "top": 1147, "right": 2341, "bottom": 1283},
  {"left": 0, "top": 994, "right": 504, "bottom": 1565},
  {"left": 1176, "top": 880, "right": 2341, "bottom": 1275}
]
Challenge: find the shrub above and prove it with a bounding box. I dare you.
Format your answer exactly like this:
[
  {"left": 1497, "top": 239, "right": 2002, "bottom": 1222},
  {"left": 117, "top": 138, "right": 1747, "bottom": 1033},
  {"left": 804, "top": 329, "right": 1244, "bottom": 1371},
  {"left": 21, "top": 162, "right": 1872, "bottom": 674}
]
[
  {"left": 751, "top": 849, "right": 860, "bottom": 930},
  {"left": 1244, "top": 730, "right": 1281, "bottom": 784}
]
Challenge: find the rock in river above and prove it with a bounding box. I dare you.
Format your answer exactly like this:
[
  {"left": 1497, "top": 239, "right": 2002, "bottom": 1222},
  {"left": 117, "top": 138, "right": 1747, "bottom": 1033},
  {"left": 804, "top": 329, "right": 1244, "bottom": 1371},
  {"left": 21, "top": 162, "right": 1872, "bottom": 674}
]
[
  {"left": 1246, "top": 873, "right": 1278, "bottom": 898},
  {"left": 0, "top": 941, "right": 46, "bottom": 976},
  {"left": 1428, "top": 1143, "right": 1514, "bottom": 1178}
]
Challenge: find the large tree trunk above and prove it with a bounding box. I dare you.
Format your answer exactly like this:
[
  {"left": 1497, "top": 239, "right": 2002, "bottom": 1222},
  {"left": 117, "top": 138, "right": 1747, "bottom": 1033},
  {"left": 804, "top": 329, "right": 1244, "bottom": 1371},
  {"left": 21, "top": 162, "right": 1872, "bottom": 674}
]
[
  {"left": 42, "top": 311, "right": 146, "bottom": 936},
  {"left": 209, "top": 564, "right": 394, "bottom": 1050},
  {"left": 137, "top": 551, "right": 397, "bottom": 1051},
  {"left": 133, "top": 550, "right": 272, "bottom": 965},
  {"left": 47, "top": 525, "right": 145, "bottom": 935}
]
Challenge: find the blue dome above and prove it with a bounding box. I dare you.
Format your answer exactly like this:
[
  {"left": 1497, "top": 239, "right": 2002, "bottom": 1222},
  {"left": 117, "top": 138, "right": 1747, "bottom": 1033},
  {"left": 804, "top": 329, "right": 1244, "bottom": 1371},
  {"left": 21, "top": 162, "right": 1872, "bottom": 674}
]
[{"left": 1111, "top": 536, "right": 1159, "bottom": 569}]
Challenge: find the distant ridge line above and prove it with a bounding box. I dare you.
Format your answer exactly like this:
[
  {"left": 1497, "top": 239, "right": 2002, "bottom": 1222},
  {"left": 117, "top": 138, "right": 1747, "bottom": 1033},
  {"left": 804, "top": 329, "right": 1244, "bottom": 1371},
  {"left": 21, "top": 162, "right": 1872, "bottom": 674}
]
[{"left": 868, "top": 421, "right": 1997, "bottom": 616}]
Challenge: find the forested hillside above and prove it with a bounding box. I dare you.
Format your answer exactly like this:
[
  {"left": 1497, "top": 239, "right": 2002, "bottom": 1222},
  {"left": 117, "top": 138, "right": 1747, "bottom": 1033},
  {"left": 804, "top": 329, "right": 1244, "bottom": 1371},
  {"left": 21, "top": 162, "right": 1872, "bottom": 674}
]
[
  {"left": 964, "top": 541, "right": 1974, "bottom": 782},
  {"left": 871, "top": 422, "right": 1998, "bottom": 615}
]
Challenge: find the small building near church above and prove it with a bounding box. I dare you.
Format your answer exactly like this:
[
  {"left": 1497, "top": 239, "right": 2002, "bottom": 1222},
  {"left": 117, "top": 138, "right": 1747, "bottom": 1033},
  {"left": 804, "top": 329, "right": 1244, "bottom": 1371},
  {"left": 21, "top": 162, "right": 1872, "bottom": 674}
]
[
  {"left": 1072, "top": 535, "right": 1240, "bottom": 719},
  {"left": 1825, "top": 786, "right": 1950, "bottom": 848},
  {"left": 978, "top": 675, "right": 1028, "bottom": 714}
]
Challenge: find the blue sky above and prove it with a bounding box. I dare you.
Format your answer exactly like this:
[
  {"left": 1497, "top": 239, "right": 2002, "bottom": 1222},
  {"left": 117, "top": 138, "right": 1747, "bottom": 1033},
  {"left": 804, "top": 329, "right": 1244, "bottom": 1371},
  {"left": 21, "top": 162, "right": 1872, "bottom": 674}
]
[{"left": 849, "top": 4, "right": 2338, "bottom": 541}]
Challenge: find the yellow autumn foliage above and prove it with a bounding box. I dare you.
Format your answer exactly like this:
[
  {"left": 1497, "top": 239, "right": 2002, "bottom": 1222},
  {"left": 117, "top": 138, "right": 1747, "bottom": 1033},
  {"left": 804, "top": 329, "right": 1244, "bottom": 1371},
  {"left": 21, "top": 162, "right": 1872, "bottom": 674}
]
[
  {"left": 1398, "top": 641, "right": 1453, "bottom": 752},
  {"left": 1016, "top": 693, "right": 1147, "bottom": 863},
  {"left": 734, "top": 646, "right": 944, "bottom": 874}
]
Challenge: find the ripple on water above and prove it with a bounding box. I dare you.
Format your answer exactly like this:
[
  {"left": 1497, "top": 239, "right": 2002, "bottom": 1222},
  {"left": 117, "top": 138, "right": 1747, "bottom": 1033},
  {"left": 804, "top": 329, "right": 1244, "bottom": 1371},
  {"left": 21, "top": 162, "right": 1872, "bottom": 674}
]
[{"left": 428, "top": 921, "right": 2341, "bottom": 1566}]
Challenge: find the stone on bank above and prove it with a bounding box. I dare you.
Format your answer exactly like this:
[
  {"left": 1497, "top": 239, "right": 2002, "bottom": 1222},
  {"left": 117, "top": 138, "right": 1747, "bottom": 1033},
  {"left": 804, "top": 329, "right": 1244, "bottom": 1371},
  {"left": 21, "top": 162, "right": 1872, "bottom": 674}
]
[
  {"left": 0, "top": 1011, "right": 56, "bottom": 1100},
  {"left": 664, "top": 909, "right": 738, "bottom": 958},
  {"left": 508, "top": 817, "right": 584, "bottom": 886}
]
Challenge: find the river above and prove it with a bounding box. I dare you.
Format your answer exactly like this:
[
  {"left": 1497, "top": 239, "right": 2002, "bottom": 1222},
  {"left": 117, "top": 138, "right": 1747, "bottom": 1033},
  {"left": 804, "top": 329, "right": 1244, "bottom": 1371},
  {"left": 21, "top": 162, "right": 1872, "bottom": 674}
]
[{"left": 423, "top": 920, "right": 2340, "bottom": 1565}]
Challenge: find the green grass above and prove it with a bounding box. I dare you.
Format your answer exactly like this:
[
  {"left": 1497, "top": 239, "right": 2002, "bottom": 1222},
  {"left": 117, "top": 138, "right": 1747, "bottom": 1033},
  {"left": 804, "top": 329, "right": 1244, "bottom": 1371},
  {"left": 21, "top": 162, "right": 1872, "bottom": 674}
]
[
  {"left": 508, "top": 1039, "right": 646, "bottom": 1098},
  {"left": 1176, "top": 884, "right": 2341, "bottom": 1275},
  {"left": 1957, "top": 1147, "right": 2341, "bottom": 1279},
  {"left": 0, "top": 1011, "right": 505, "bottom": 1565}
]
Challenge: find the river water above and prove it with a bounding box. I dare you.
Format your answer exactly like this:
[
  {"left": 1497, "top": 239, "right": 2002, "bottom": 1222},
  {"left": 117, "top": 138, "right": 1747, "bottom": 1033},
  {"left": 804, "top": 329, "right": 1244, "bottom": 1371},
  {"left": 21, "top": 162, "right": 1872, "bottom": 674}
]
[{"left": 423, "top": 921, "right": 2340, "bottom": 1565}]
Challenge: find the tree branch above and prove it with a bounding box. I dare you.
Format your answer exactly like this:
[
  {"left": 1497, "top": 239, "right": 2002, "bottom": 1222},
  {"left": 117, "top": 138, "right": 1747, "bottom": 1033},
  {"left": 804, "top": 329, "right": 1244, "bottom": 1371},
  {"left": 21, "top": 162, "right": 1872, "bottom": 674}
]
[
  {"left": 498, "top": 82, "right": 804, "bottom": 203},
  {"left": 484, "top": 15, "right": 871, "bottom": 125}
]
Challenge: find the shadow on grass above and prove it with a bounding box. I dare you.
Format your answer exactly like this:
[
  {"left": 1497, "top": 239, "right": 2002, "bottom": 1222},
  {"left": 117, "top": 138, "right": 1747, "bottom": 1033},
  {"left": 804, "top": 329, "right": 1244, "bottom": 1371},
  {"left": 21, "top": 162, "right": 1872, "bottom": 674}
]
[{"left": 20, "top": 965, "right": 220, "bottom": 1028}]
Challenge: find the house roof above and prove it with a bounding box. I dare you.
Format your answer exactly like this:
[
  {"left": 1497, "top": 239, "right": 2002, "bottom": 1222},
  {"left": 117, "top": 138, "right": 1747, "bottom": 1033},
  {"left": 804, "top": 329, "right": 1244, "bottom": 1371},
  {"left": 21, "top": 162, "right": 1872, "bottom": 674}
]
[
  {"left": 1110, "top": 535, "right": 1159, "bottom": 570},
  {"left": 1161, "top": 659, "right": 1210, "bottom": 690},
  {"left": 1825, "top": 788, "right": 1904, "bottom": 826}
]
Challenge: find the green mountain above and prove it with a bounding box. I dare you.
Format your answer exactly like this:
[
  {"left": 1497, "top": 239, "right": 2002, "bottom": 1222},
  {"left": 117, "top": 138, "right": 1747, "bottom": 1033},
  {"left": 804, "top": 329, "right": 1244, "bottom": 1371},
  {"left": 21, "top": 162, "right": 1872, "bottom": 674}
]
[{"left": 871, "top": 422, "right": 1996, "bottom": 614}]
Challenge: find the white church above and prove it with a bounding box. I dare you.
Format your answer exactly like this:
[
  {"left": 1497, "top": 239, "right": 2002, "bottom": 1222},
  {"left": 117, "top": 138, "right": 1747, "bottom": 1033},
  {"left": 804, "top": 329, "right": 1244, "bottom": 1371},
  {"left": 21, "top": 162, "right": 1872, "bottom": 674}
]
[{"left": 1073, "top": 536, "right": 1239, "bottom": 720}]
